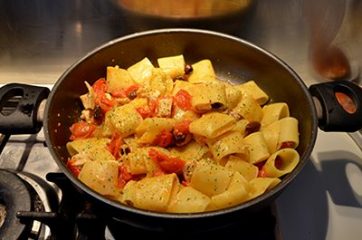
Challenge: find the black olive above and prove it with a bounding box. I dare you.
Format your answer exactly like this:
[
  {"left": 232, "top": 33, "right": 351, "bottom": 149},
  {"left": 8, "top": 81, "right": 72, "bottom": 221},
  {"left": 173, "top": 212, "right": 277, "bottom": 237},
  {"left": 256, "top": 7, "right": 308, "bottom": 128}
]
[
  {"left": 127, "top": 90, "right": 137, "bottom": 100},
  {"left": 211, "top": 102, "right": 223, "bottom": 109},
  {"left": 245, "top": 122, "right": 261, "bottom": 136},
  {"left": 120, "top": 146, "right": 131, "bottom": 155},
  {"left": 184, "top": 64, "right": 193, "bottom": 74},
  {"left": 93, "top": 106, "right": 104, "bottom": 125}
]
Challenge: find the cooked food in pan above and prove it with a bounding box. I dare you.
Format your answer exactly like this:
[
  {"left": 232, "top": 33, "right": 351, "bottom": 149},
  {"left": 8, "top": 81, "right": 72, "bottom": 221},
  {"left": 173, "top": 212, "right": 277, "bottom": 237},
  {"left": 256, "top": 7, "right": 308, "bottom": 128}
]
[{"left": 66, "top": 54, "right": 300, "bottom": 213}]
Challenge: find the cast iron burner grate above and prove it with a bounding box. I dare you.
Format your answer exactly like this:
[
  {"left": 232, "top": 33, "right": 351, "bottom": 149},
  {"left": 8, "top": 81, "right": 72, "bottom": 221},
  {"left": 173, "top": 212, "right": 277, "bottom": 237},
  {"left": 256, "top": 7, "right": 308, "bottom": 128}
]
[{"left": 17, "top": 172, "right": 107, "bottom": 240}]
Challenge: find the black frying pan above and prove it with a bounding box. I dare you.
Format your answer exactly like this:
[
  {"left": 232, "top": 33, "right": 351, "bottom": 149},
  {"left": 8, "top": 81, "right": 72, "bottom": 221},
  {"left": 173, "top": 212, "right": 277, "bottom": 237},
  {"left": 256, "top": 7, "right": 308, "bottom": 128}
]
[{"left": 1, "top": 29, "right": 361, "bottom": 230}]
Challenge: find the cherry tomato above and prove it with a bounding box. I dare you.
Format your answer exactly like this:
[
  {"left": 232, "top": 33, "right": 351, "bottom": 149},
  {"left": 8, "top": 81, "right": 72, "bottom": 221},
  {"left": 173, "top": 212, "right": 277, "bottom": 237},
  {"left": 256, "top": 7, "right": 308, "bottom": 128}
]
[
  {"left": 136, "top": 99, "right": 157, "bottom": 119},
  {"left": 92, "top": 78, "right": 116, "bottom": 113},
  {"left": 174, "top": 90, "right": 192, "bottom": 111},
  {"left": 148, "top": 149, "right": 185, "bottom": 174},
  {"left": 69, "top": 121, "right": 96, "bottom": 140},
  {"left": 118, "top": 164, "right": 133, "bottom": 189},
  {"left": 67, "top": 159, "right": 81, "bottom": 176},
  {"left": 153, "top": 130, "right": 174, "bottom": 147},
  {"left": 107, "top": 132, "right": 123, "bottom": 159}
]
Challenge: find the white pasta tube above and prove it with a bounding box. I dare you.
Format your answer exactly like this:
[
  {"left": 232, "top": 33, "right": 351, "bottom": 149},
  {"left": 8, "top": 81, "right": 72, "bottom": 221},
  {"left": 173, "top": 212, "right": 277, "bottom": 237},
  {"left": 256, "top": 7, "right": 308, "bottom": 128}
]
[
  {"left": 248, "top": 177, "right": 281, "bottom": 200},
  {"left": 167, "top": 186, "right": 211, "bottom": 213},
  {"left": 187, "top": 59, "right": 216, "bottom": 83},
  {"left": 106, "top": 104, "right": 143, "bottom": 138},
  {"left": 224, "top": 83, "right": 242, "bottom": 109},
  {"left": 127, "top": 57, "right": 154, "bottom": 84},
  {"left": 189, "top": 82, "right": 227, "bottom": 112},
  {"left": 79, "top": 160, "right": 120, "bottom": 197},
  {"left": 123, "top": 147, "right": 155, "bottom": 175},
  {"left": 170, "top": 140, "right": 209, "bottom": 162},
  {"left": 238, "top": 80, "right": 269, "bottom": 105},
  {"left": 190, "top": 161, "right": 234, "bottom": 197},
  {"left": 231, "top": 91, "right": 263, "bottom": 122},
  {"left": 261, "top": 102, "right": 290, "bottom": 127},
  {"left": 157, "top": 54, "right": 185, "bottom": 79},
  {"left": 189, "top": 112, "right": 236, "bottom": 139},
  {"left": 262, "top": 148, "right": 300, "bottom": 178},
  {"left": 211, "top": 131, "right": 249, "bottom": 163},
  {"left": 277, "top": 117, "right": 299, "bottom": 149},
  {"left": 135, "top": 117, "right": 175, "bottom": 144},
  {"left": 66, "top": 138, "right": 109, "bottom": 156},
  {"left": 231, "top": 119, "right": 249, "bottom": 136},
  {"left": 242, "top": 132, "right": 270, "bottom": 164},
  {"left": 261, "top": 120, "right": 281, "bottom": 154},
  {"left": 225, "top": 156, "right": 258, "bottom": 181},
  {"left": 106, "top": 66, "right": 136, "bottom": 92},
  {"left": 138, "top": 68, "right": 174, "bottom": 99},
  {"left": 122, "top": 173, "right": 179, "bottom": 212},
  {"left": 207, "top": 172, "right": 249, "bottom": 211}
]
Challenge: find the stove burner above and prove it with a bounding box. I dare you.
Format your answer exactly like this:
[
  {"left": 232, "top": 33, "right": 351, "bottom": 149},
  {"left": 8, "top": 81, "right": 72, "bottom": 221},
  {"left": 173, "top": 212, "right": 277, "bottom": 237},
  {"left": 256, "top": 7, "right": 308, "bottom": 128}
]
[{"left": 0, "top": 169, "right": 32, "bottom": 239}]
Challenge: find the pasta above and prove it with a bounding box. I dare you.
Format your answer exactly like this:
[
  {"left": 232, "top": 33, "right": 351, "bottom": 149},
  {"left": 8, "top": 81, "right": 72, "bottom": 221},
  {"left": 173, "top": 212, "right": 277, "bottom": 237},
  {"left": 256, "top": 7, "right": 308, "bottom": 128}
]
[{"left": 66, "top": 55, "right": 301, "bottom": 213}]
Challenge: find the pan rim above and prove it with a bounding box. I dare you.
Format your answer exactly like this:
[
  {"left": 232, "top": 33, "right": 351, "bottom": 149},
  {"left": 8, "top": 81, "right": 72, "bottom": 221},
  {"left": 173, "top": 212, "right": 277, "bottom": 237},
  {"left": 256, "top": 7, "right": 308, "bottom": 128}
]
[{"left": 44, "top": 28, "right": 318, "bottom": 219}]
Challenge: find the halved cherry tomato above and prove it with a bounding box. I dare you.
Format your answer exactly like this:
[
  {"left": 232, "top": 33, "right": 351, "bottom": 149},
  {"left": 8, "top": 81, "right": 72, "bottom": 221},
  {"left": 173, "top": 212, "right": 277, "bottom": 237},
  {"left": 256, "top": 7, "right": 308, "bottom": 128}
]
[
  {"left": 67, "top": 159, "right": 81, "bottom": 177},
  {"left": 118, "top": 164, "right": 133, "bottom": 189},
  {"left": 111, "top": 84, "right": 140, "bottom": 99},
  {"left": 174, "top": 90, "right": 192, "bottom": 111},
  {"left": 69, "top": 121, "right": 96, "bottom": 140},
  {"left": 174, "top": 120, "right": 191, "bottom": 135},
  {"left": 153, "top": 130, "right": 173, "bottom": 147},
  {"left": 255, "top": 161, "right": 267, "bottom": 177},
  {"left": 280, "top": 141, "right": 295, "bottom": 149},
  {"left": 92, "top": 78, "right": 116, "bottom": 113},
  {"left": 148, "top": 149, "right": 185, "bottom": 174},
  {"left": 258, "top": 168, "right": 268, "bottom": 178},
  {"left": 181, "top": 180, "right": 189, "bottom": 186},
  {"left": 136, "top": 99, "right": 157, "bottom": 119},
  {"left": 97, "top": 96, "right": 116, "bottom": 112},
  {"left": 173, "top": 120, "right": 192, "bottom": 146},
  {"left": 92, "top": 78, "right": 108, "bottom": 95},
  {"left": 107, "top": 132, "right": 123, "bottom": 159}
]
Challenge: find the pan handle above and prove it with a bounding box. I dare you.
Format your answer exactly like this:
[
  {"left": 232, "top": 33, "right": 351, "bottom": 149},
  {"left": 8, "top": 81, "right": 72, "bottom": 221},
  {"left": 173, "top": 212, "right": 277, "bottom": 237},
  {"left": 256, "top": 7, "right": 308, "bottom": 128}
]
[
  {"left": 309, "top": 80, "right": 362, "bottom": 132},
  {"left": 0, "top": 83, "right": 49, "bottom": 134}
]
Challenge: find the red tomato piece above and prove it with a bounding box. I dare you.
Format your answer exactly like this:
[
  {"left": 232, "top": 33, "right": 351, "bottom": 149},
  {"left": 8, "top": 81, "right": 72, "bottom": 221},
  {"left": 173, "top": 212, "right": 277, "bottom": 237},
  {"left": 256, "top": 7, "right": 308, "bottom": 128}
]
[
  {"left": 153, "top": 130, "right": 174, "bottom": 147},
  {"left": 92, "top": 78, "right": 116, "bottom": 113},
  {"left": 174, "top": 120, "right": 191, "bottom": 135},
  {"left": 107, "top": 132, "right": 123, "bottom": 159},
  {"left": 66, "top": 159, "right": 81, "bottom": 177},
  {"left": 118, "top": 164, "right": 133, "bottom": 189},
  {"left": 181, "top": 180, "right": 189, "bottom": 186},
  {"left": 148, "top": 149, "right": 185, "bottom": 174},
  {"left": 280, "top": 141, "right": 295, "bottom": 149},
  {"left": 135, "top": 99, "right": 157, "bottom": 119},
  {"left": 174, "top": 90, "right": 192, "bottom": 111},
  {"left": 258, "top": 168, "right": 268, "bottom": 178},
  {"left": 255, "top": 161, "right": 268, "bottom": 177},
  {"left": 69, "top": 121, "right": 96, "bottom": 140},
  {"left": 97, "top": 96, "right": 116, "bottom": 113},
  {"left": 124, "top": 84, "right": 140, "bottom": 99},
  {"left": 92, "top": 78, "right": 108, "bottom": 95}
]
